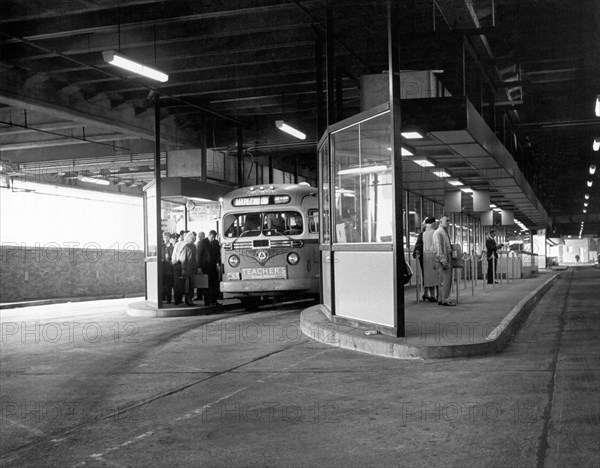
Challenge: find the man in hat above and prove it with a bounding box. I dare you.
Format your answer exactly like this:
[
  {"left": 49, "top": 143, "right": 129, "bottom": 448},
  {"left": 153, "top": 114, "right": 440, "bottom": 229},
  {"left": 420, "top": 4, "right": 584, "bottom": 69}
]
[
  {"left": 486, "top": 228, "right": 504, "bottom": 284},
  {"left": 432, "top": 214, "right": 455, "bottom": 306}
]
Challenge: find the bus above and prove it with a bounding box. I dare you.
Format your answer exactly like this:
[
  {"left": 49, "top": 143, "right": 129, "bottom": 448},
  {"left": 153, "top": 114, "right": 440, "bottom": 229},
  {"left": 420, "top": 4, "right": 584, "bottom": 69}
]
[{"left": 220, "top": 183, "right": 321, "bottom": 310}]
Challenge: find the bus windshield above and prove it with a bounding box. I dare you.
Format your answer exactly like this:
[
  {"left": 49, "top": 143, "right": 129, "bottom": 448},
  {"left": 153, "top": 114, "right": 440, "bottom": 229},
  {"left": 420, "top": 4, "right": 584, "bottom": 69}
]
[{"left": 223, "top": 211, "right": 303, "bottom": 238}]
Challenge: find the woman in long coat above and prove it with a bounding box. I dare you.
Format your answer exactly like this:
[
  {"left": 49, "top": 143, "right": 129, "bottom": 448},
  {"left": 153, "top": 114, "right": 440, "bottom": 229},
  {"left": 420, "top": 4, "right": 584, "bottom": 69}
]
[
  {"left": 421, "top": 217, "right": 439, "bottom": 302},
  {"left": 179, "top": 231, "right": 198, "bottom": 306}
]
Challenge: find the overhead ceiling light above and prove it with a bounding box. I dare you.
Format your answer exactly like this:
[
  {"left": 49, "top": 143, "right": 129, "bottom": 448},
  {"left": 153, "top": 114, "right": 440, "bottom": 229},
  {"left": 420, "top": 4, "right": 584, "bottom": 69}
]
[
  {"left": 583, "top": 209, "right": 587, "bottom": 213},
  {"left": 447, "top": 179, "right": 464, "bottom": 186},
  {"left": 401, "top": 131, "right": 423, "bottom": 139},
  {"left": 585, "top": 194, "right": 590, "bottom": 199},
  {"left": 490, "top": 204, "right": 497, "bottom": 208},
  {"left": 594, "top": 138, "right": 600, "bottom": 151},
  {"left": 584, "top": 202, "right": 588, "bottom": 207},
  {"left": 432, "top": 170, "right": 451, "bottom": 178},
  {"left": 413, "top": 158, "right": 434, "bottom": 167},
  {"left": 102, "top": 50, "right": 168, "bottom": 82},
  {"left": 493, "top": 208, "right": 502, "bottom": 212},
  {"left": 275, "top": 120, "right": 306, "bottom": 140},
  {"left": 460, "top": 187, "right": 473, "bottom": 193},
  {"left": 338, "top": 165, "right": 388, "bottom": 175},
  {"left": 79, "top": 176, "right": 110, "bottom": 186},
  {"left": 596, "top": 95, "right": 600, "bottom": 117},
  {"left": 590, "top": 165, "right": 597, "bottom": 175},
  {"left": 587, "top": 180, "right": 593, "bottom": 187}
]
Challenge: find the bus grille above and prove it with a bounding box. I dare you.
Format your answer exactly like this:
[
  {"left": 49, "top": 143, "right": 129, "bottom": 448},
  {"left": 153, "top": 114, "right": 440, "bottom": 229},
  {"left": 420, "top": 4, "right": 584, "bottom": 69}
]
[{"left": 224, "top": 239, "right": 303, "bottom": 250}]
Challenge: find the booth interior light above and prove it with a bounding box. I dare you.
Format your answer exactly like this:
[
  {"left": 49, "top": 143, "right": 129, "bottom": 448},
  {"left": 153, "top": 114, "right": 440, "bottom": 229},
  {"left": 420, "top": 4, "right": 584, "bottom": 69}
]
[
  {"left": 338, "top": 165, "right": 389, "bottom": 176},
  {"left": 275, "top": 120, "right": 306, "bottom": 140},
  {"left": 386, "top": 146, "right": 414, "bottom": 156},
  {"left": 102, "top": 51, "right": 168, "bottom": 82}
]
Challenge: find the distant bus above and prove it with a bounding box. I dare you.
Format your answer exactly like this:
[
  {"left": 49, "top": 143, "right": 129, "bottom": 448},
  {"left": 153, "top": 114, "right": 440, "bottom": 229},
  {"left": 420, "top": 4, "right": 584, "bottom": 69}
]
[{"left": 220, "top": 183, "right": 320, "bottom": 310}]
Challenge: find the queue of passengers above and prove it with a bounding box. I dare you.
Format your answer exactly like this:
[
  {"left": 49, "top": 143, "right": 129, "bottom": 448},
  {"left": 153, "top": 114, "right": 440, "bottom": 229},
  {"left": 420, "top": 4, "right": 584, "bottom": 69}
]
[
  {"left": 413, "top": 215, "right": 503, "bottom": 306},
  {"left": 161, "top": 229, "right": 222, "bottom": 307}
]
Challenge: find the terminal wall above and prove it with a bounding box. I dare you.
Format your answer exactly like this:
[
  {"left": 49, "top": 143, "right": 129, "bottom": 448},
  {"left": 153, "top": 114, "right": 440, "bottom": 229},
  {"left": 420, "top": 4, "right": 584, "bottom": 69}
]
[{"left": 0, "top": 245, "right": 144, "bottom": 303}]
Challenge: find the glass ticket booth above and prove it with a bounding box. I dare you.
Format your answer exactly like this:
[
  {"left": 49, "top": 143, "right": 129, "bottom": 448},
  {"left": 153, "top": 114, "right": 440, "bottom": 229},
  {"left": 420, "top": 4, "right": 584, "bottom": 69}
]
[
  {"left": 318, "top": 104, "right": 403, "bottom": 334},
  {"left": 142, "top": 178, "right": 228, "bottom": 307}
]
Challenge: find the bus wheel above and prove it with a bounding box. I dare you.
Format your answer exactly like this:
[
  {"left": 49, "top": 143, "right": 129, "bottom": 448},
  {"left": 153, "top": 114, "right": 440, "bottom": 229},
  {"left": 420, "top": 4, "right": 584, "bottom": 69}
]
[{"left": 241, "top": 297, "right": 260, "bottom": 311}]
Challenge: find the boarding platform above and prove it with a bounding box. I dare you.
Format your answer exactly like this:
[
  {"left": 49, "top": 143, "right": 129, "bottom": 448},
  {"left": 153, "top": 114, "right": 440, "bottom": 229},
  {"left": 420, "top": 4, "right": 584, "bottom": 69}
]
[{"left": 301, "top": 271, "right": 559, "bottom": 359}]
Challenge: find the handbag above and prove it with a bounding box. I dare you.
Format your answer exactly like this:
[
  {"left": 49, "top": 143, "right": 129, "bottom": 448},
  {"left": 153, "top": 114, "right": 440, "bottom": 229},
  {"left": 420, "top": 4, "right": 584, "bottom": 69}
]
[
  {"left": 401, "top": 260, "right": 413, "bottom": 285},
  {"left": 451, "top": 244, "right": 464, "bottom": 268}
]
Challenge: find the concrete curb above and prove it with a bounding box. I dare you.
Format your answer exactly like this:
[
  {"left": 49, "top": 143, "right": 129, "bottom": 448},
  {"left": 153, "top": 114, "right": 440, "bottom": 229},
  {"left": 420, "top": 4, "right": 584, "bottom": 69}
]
[
  {"left": 126, "top": 300, "right": 242, "bottom": 317},
  {"left": 0, "top": 293, "right": 144, "bottom": 310},
  {"left": 300, "top": 274, "right": 560, "bottom": 360}
]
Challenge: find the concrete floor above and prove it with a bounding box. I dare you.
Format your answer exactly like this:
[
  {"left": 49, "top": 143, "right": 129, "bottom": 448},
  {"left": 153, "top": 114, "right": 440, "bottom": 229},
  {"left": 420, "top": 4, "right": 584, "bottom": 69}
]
[{"left": 1, "top": 267, "right": 599, "bottom": 467}]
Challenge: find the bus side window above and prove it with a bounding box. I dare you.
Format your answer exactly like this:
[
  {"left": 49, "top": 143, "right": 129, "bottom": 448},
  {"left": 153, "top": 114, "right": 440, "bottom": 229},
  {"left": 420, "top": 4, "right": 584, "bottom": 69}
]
[{"left": 308, "top": 210, "right": 319, "bottom": 233}]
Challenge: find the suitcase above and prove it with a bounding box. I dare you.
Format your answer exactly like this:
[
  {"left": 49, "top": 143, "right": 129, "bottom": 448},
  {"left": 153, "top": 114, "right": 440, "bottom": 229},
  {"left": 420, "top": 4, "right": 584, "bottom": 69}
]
[
  {"left": 191, "top": 274, "right": 208, "bottom": 289},
  {"left": 173, "top": 276, "right": 189, "bottom": 294}
]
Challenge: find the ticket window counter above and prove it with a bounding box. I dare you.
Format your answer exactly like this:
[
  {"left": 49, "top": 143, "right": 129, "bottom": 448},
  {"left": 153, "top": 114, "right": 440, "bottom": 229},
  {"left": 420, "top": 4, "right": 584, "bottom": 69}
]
[
  {"left": 318, "top": 104, "right": 401, "bottom": 334},
  {"left": 142, "top": 180, "right": 221, "bottom": 307}
]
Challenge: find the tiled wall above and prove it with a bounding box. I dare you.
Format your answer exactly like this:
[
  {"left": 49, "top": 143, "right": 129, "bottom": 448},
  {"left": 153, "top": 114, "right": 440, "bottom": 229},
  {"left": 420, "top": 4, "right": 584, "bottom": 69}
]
[{"left": 0, "top": 245, "right": 144, "bottom": 303}]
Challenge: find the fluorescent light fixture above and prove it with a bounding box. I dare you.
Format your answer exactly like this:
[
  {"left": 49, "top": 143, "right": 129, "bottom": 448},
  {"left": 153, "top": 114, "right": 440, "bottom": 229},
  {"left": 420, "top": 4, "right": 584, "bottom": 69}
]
[
  {"left": 338, "top": 165, "right": 388, "bottom": 176},
  {"left": 584, "top": 202, "right": 588, "bottom": 207},
  {"left": 493, "top": 208, "right": 502, "bottom": 212},
  {"left": 275, "top": 120, "right": 306, "bottom": 140},
  {"left": 594, "top": 138, "right": 600, "bottom": 151},
  {"left": 596, "top": 95, "right": 600, "bottom": 117},
  {"left": 590, "top": 165, "right": 597, "bottom": 175},
  {"left": 490, "top": 204, "right": 497, "bottom": 208},
  {"left": 583, "top": 209, "right": 587, "bottom": 213},
  {"left": 447, "top": 179, "right": 464, "bottom": 186},
  {"left": 460, "top": 187, "right": 473, "bottom": 193},
  {"left": 587, "top": 180, "right": 593, "bottom": 187},
  {"left": 401, "top": 131, "right": 423, "bottom": 139},
  {"left": 413, "top": 158, "right": 434, "bottom": 167},
  {"left": 585, "top": 194, "right": 590, "bottom": 199},
  {"left": 432, "top": 170, "right": 451, "bottom": 178},
  {"left": 80, "top": 176, "right": 110, "bottom": 186},
  {"left": 102, "top": 50, "right": 168, "bottom": 82}
]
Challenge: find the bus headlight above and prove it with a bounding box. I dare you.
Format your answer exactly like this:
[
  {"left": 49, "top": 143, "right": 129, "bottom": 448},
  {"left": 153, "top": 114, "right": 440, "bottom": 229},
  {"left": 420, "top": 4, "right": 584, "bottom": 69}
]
[
  {"left": 287, "top": 252, "right": 300, "bottom": 265},
  {"left": 228, "top": 254, "right": 240, "bottom": 268}
]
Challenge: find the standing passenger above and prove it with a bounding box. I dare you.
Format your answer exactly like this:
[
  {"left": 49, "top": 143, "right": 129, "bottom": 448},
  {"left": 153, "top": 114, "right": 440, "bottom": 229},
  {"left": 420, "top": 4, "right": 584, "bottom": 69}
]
[
  {"left": 179, "top": 232, "right": 198, "bottom": 306},
  {"left": 422, "top": 217, "right": 439, "bottom": 302},
  {"left": 200, "top": 230, "right": 222, "bottom": 306},
  {"left": 485, "top": 228, "right": 503, "bottom": 284},
  {"left": 432, "top": 214, "right": 455, "bottom": 306},
  {"left": 195, "top": 231, "right": 206, "bottom": 301},
  {"left": 161, "top": 232, "right": 174, "bottom": 304}
]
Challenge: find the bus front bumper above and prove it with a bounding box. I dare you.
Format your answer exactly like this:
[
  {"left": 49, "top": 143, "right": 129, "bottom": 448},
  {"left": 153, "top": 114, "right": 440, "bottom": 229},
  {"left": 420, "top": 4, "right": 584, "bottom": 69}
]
[{"left": 221, "top": 278, "right": 314, "bottom": 295}]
